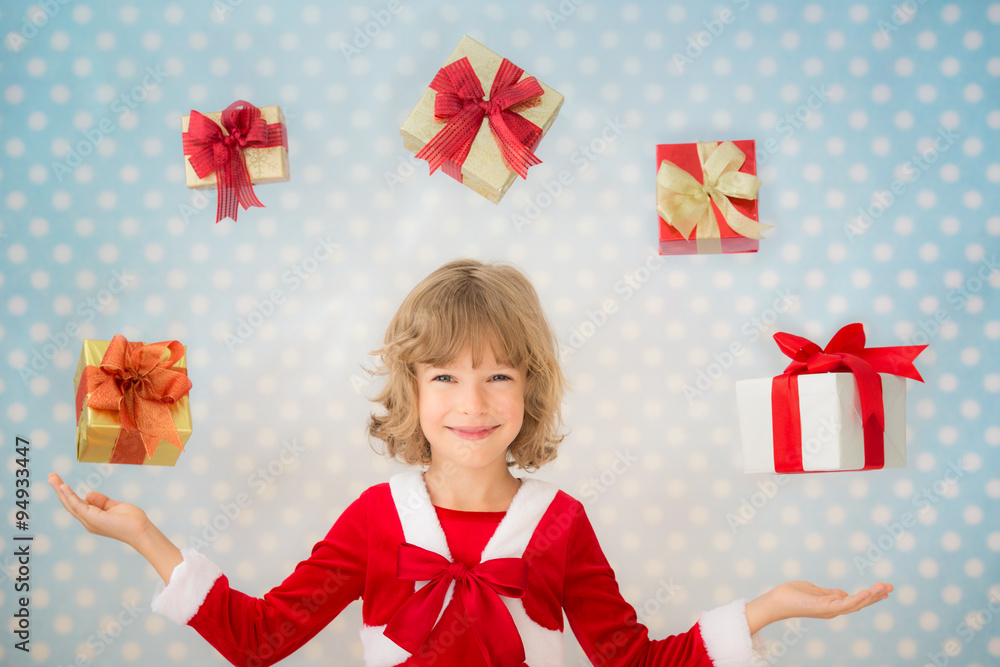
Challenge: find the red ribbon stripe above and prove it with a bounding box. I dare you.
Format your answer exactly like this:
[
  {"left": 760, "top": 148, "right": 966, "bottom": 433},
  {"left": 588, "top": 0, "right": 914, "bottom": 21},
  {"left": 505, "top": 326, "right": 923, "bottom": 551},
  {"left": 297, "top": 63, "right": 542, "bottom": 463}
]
[{"left": 769, "top": 323, "right": 926, "bottom": 473}]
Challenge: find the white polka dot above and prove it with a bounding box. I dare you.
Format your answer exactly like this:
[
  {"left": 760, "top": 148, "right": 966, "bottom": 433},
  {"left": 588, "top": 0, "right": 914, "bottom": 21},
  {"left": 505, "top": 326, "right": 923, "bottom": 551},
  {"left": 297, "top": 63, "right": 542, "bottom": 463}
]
[
  {"left": 849, "top": 57, "right": 868, "bottom": 76},
  {"left": 210, "top": 57, "right": 229, "bottom": 76},
  {"left": 870, "top": 84, "right": 891, "bottom": 103},
  {"left": 758, "top": 57, "right": 777, "bottom": 76}
]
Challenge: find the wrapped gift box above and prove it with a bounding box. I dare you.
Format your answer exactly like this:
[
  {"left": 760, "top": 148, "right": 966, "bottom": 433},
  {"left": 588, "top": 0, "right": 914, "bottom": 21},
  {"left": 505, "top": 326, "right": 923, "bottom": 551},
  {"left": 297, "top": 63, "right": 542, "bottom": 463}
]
[
  {"left": 401, "top": 35, "right": 564, "bottom": 203},
  {"left": 656, "top": 140, "right": 765, "bottom": 255},
  {"left": 74, "top": 338, "right": 192, "bottom": 466},
  {"left": 736, "top": 373, "right": 907, "bottom": 473},
  {"left": 181, "top": 104, "right": 289, "bottom": 189}
]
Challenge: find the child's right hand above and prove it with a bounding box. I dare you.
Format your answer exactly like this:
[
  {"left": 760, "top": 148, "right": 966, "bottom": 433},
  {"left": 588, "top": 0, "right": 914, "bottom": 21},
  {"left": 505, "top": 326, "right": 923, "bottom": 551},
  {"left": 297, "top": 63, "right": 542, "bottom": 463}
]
[
  {"left": 48, "top": 473, "right": 151, "bottom": 548},
  {"left": 49, "top": 472, "right": 183, "bottom": 584}
]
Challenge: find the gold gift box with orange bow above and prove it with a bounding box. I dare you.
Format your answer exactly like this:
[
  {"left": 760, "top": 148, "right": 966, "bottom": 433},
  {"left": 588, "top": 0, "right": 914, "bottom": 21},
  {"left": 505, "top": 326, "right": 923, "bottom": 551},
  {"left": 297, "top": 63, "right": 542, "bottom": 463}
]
[{"left": 73, "top": 337, "right": 192, "bottom": 466}]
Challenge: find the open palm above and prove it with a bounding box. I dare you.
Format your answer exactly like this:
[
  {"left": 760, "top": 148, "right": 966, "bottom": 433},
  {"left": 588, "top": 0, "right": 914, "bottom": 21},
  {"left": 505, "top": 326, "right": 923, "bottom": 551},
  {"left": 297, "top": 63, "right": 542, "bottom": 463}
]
[
  {"left": 772, "top": 580, "right": 893, "bottom": 619},
  {"left": 48, "top": 473, "right": 150, "bottom": 547}
]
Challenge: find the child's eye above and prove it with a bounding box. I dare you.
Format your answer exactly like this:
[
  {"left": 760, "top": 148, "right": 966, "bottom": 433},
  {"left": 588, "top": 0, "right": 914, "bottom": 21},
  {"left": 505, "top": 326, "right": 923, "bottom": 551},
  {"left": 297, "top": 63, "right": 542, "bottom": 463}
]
[
  {"left": 489, "top": 374, "right": 512, "bottom": 382},
  {"left": 432, "top": 374, "right": 454, "bottom": 382}
]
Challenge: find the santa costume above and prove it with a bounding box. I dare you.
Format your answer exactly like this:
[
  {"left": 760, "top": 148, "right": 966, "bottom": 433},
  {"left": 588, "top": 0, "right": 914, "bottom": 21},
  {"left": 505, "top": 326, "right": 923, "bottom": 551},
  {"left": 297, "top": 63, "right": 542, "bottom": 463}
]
[{"left": 153, "top": 471, "right": 764, "bottom": 666}]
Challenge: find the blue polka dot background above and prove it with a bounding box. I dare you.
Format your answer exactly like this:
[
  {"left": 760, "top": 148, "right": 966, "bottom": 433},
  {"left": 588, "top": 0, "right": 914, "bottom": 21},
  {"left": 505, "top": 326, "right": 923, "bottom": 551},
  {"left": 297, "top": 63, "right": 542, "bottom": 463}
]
[{"left": 1, "top": 1, "right": 998, "bottom": 665}]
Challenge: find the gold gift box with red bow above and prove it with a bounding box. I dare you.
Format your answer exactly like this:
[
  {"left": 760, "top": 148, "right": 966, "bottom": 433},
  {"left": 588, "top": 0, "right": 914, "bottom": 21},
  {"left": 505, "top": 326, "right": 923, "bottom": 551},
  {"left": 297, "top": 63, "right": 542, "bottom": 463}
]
[
  {"left": 181, "top": 104, "right": 289, "bottom": 189},
  {"left": 401, "top": 35, "right": 564, "bottom": 203}
]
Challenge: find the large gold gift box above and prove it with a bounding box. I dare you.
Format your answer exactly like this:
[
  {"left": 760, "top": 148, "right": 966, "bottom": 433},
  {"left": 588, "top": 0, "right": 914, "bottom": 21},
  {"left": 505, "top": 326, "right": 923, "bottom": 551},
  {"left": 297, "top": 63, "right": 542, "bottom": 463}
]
[
  {"left": 401, "top": 35, "right": 564, "bottom": 203},
  {"left": 73, "top": 339, "right": 192, "bottom": 466},
  {"left": 181, "top": 105, "right": 290, "bottom": 189}
]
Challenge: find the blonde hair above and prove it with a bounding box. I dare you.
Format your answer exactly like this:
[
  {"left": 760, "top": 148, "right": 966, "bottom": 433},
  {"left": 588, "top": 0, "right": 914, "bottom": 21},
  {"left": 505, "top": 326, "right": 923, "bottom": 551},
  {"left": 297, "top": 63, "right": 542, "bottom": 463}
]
[{"left": 368, "top": 259, "right": 566, "bottom": 470}]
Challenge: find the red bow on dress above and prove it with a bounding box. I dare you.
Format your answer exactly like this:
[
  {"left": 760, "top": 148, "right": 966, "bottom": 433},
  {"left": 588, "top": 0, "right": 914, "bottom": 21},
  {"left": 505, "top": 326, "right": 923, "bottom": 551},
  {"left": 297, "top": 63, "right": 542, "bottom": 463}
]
[
  {"left": 415, "top": 57, "right": 544, "bottom": 183},
  {"left": 384, "top": 542, "right": 527, "bottom": 667},
  {"left": 182, "top": 100, "right": 287, "bottom": 223},
  {"left": 770, "top": 323, "right": 926, "bottom": 472},
  {"left": 75, "top": 335, "right": 192, "bottom": 464}
]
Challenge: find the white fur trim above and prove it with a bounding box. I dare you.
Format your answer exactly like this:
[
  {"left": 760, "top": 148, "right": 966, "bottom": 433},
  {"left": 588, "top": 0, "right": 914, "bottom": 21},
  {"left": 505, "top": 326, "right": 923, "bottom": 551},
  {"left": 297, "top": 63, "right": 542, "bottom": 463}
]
[
  {"left": 390, "top": 471, "right": 453, "bottom": 560},
  {"left": 480, "top": 477, "right": 559, "bottom": 561},
  {"left": 698, "top": 598, "right": 763, "bottom": 667},
  {"left": 151, "top": 547, "right": 223, "bottom": 625},
  {"left": 360, "top": 624, "right": 412, "bottom": 667},
  {"left": 507, "top": 598, "right": 563, "bottom": 667}
]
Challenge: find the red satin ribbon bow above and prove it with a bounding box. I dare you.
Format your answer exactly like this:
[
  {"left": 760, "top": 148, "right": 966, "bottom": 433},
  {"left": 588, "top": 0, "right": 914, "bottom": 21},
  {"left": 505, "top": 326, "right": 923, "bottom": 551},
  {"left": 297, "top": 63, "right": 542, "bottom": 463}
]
[
  {"left": 75, "top": 335, "right": 192, "bottom": 464},
  {"left": 770, "top": 323, "right": 926, "bottom": 472},
  {"left": 384, "top": 542, "right": 527, "bottom": 666},
  {"left": 415, "top": 57, "right": 544, "bottom": 183},
  {"left": 182, "top": 100, "right": 287, "bottom": 223}
]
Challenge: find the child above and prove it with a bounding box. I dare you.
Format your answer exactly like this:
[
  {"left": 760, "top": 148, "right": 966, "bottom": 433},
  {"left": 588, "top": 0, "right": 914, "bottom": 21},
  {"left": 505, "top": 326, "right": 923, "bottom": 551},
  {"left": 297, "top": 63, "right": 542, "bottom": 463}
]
[{"left": 50, "top": 259, "right": 891, "bottom": 666}]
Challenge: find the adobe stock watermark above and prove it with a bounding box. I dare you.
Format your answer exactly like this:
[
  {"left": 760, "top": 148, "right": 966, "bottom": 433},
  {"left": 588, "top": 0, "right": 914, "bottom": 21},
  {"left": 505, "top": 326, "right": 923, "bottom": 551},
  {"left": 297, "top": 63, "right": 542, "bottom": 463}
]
[
  {"left": 511, "top": 116, "right": 627, "bottom": 233},
  {"left": 844, "top": 125, "right": 960, "bottom": 243},
  {"left": 854, "top": 458, "right": 969, "bottom": 574},
  {"left": 585, "top": 579, "right": 685, "bottom": 666},
  {"left": 755, "top": 85, "right": 831, "bottom": 169},
  {"left": 670, "top": 0, "right": 753, "bottom": 74},
  {"left": 759, "top": 621, "right": 808, "bottom": 665},
  {"left": 579, "top": 449, "right": 637, "bottom": 502},
  {"left": 726, "top": 474, "right": 790, "bottom": 533},
  {"left": 224, "top": 236, "right": 339, "bottom": 352},
  {"left": 559, "top": 246, "right": 662, "bottom": 359},
  {"left": 209, "top": 0, "right": 261, "bottom": 22},
  {"left": 902, "top": 254, "right": 998, "bottom": 346},
  {"left": 542, "top": 0, "right": 585, "bottom": 30},
  {"left": 877, "top": 0, "right": 931, "bottom": 38},
  {"left": 382, "top": 152, "right": 424, "bottom": 192},
  {"left": 70, "top": 463, "right": 116, "bottom": 498},
  {"left": 682, "top": 287, "right": 797, "bottom": 403},
  {"left": 51, "top": 64, "right": 169, "bottom": 181},
  {"left": 175, "top": 189, "right": 213, "bottom": 226},
  {"left": 55, "top": 599, "right": 144, "bottom": 667},
  {"left": 928, "top": 589, "right": 1000, "bottom": 666},
  {"left": 340, "top": 0, "right": 408, "bottom": 62},
  {"left": 4, "top": 0, "right": 73, "bottom": 52},
  {"left": 633, "top": 578, "right": 684, "bottom": 625},
  {"left": 242, "top": 569, "right": 352, "bottom": 667},
  {"left": 186, "top": 438, "right": 306, "bottom": 552},
  {"left": 16, "top": 268, "right": 135, "bottom": 384},
  {"left": 727, "top": 416, "right": 839, "bottom": 533}
]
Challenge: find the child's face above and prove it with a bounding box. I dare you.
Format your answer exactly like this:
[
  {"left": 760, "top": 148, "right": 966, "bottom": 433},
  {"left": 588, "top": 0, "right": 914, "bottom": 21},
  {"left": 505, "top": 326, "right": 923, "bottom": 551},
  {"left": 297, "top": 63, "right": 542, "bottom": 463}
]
[{"left": 415, "top": 346, "right": 525, "bottom": 475}]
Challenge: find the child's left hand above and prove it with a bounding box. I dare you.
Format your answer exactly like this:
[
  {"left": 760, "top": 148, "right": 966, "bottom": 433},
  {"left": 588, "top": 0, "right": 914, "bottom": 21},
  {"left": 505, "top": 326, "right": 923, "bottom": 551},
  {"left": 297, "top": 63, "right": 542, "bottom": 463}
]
[{"left": 745, "top": 580, "right": 893, "bottom": 634}]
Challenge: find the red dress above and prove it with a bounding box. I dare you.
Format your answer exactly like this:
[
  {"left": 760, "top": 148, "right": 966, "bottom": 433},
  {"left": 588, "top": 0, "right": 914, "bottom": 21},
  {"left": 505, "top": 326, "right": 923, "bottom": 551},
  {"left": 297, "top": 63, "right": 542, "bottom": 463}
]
[{"left": 151, "top": 471, "right": 760, "bottom": 666}]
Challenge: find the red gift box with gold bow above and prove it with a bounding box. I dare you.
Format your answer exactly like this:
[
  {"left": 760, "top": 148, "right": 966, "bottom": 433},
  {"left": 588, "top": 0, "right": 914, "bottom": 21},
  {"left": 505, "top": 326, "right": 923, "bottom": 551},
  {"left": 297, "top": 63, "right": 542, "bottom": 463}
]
[
  {"left": 656, "top": 140, "right": 771, "bottom": 255},
  {"left": 73, "top": 336, "right": 193, "bottom": 466},
  {"left": 401, "top": 35, "right": 564, "bottom": 203}
]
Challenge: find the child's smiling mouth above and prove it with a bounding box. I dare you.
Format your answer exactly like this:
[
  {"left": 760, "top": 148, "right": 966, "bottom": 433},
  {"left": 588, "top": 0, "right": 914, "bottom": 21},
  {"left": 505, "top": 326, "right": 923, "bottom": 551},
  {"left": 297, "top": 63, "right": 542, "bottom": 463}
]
[{"left": 447, "top": 425, "right": 500, "bottom": 440}]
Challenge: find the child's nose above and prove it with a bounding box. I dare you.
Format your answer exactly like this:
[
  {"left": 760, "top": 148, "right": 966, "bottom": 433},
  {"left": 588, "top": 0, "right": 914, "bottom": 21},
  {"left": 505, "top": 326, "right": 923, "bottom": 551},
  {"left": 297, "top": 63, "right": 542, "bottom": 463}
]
[{"left": 459, "top": 385, "right": 488, "bottom": 414}]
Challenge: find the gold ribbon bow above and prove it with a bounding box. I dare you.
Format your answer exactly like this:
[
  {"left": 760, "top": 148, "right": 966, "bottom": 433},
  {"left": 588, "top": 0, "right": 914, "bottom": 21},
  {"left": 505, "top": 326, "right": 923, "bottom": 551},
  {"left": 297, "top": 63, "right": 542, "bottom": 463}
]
[{"left": 657, "top": 141, "right": 771, "bottom": 246}]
